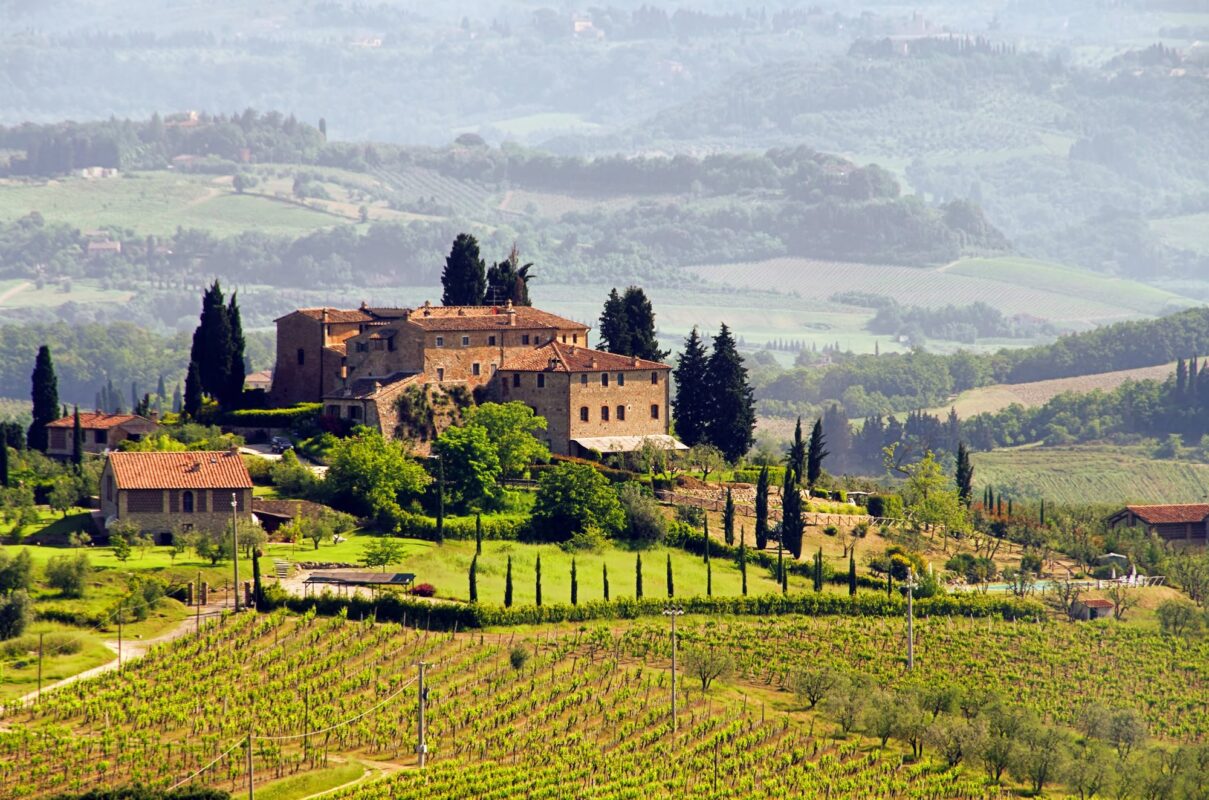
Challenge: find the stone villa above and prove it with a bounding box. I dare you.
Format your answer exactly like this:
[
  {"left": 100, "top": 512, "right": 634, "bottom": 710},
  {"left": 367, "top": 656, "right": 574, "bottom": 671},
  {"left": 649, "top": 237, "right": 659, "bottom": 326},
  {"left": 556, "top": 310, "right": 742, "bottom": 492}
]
[
  {"left": 46, "top": 412, "right": 158, "bottom": 460},
  {"left": 272, "top": 301, "right": 681, "bottom": 457}
]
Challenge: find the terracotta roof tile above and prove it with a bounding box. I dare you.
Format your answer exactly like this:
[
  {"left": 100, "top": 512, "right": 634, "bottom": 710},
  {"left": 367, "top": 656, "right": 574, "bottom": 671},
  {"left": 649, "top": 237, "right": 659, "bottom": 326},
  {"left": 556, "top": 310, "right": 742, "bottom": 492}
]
[
  {"left": 47, "top": 413, "right": 153, "bottom": 430},
  {"left": 500, "top": 341, "right": 669, "bottom": 372},
  {"left": 107, "top": 451, "right": 253, "bottom": 490},
  {"left": 1124, "top": 504, "right": 1209, "bottom": 524},
  {"left": 288, "top": 308, "right": 375, "bottom": 324},
  {"left": 407, "top": 304, "right": 588, "bottom": 332},
  {"left": 1080, "top": 599, "right": 1115, "bottom": 608}
]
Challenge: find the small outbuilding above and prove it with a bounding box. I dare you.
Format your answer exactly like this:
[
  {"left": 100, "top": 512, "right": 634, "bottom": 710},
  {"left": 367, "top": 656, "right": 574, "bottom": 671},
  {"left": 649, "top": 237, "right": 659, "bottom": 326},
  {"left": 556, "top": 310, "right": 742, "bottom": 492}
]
[{"left": 1072, "top": 598, "right": 1115, "bottom": 621}]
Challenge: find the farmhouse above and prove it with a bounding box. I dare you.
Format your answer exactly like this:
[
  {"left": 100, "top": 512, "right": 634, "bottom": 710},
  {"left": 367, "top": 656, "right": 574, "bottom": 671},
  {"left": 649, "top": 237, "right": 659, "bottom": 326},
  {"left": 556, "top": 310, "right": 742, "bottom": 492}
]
[
  {"left": 1106, "top": 504, "right": 1209, "bottom": 546},
  {"left": 100, "top": 450, "right": 254, "bottom": 541},
  {"left": 273, "top": 299, "right": 679, "bottom": 455},
  {"left": 45, "top": 412, "right": 157, "bottom": 459}
]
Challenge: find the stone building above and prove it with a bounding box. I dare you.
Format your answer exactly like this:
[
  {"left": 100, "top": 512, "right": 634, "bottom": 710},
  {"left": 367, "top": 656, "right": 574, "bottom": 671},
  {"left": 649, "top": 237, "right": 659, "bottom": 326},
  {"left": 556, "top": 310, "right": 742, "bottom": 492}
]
[
  {"left": 494, "top": 341, "right": 679, "bottom": 457},
  {"left": 1106, "top": 504, "right": 1209, "bottom": 546},
  {"left": 100, "top": 450, "right": 254, "bottom": 540},
  {"left": 46, "top": 413, "right": 158, "bottom": 459},
  {"left": 270, "top": 306, "right": 410, "bottom": 406}
]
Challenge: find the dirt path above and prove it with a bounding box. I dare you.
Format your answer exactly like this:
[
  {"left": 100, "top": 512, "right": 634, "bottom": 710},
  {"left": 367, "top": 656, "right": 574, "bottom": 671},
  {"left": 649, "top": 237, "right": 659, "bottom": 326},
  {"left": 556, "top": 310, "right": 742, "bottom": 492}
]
[
  {"left": 15, "top": 606, "right": 226, "bottom": 707},
  {"left": 0, "top": 281, "right": 32, "bottom": 305}
]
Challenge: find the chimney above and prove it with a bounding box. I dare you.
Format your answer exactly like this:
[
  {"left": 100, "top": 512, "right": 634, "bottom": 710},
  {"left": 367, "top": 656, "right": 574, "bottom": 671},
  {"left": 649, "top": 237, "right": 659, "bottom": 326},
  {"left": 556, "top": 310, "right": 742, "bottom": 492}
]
[
  {"left": 590, "top": 358, "right": 599, "bottom": 369},
  {"left": 228, "top": 443, "right": 240, "bottom": 456},
  {"left": 632, "top": 356, "right": 640, "bottom": 367},
  {"left": 507, "top": 307, "right": 517, "bottom": 326}
]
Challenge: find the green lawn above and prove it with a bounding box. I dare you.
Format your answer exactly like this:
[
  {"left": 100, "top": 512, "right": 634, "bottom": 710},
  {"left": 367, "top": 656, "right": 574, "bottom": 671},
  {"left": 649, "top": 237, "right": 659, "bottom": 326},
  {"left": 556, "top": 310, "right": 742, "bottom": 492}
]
[{"left": 256, "top": 762, "right": 366, "bottom": 800}]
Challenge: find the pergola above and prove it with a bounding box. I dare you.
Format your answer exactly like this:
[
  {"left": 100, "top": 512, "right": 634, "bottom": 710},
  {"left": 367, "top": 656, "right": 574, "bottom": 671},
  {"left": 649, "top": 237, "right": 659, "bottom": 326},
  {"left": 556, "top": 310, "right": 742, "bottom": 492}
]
[{"left": 302, "top": 570, "right": 416, "bottom": 598}]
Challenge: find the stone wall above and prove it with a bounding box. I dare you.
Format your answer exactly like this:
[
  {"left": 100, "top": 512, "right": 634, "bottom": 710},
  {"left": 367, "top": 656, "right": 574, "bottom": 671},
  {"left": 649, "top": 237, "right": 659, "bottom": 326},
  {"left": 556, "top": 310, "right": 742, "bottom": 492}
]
[
  {"left": 272, "top": 314, "right": 362, "bottom": 405},
  {"left": 102, "top": 481, "right": 254, "bottom": 535}
]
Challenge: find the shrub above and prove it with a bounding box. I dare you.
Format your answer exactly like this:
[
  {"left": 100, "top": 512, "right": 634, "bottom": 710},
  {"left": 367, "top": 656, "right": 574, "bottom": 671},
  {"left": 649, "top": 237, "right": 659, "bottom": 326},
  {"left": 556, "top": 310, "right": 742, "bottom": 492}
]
[
  {"left": 509, "top": 645, "right": 530, "bottom": 670},
  {"left": 823, "top": 525, "right": 839, "bottom": 537},
  {"left": 242, "top": 455, "right": 274, "bottom": 485},
  {"left": 396, "top": 513, "right": 528, "bottom": 542},
  {"left": 0, "top": 590, "right": 33, "bottom": 640},
  {"left": 45, "top": 553, "right": 91, "bottom": 598},
  {"left": 617, "top": 483, "right": 667, "bottom": 545},
  {"left": 408, "top": 583, "right": 437, "bottom": 598},
  {"left": 675, "top": 504, "right": 706, "bottom": 526}
]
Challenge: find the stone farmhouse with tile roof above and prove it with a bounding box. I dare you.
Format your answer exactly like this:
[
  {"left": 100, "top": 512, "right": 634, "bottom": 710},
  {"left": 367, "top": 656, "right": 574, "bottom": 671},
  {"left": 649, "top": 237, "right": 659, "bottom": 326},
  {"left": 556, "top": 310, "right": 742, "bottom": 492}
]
[
  {"left": 45, "top": 413, "right": 158, "bottom": 460},
  {"left": 100, "top": 450, "right": 254, "bottom": 540},
  {"left": 273, "top": 300, "right": 680, "bottom": 457},
  {"left": 1107, "top": 504, "right": 1209, "bottom": 546}
]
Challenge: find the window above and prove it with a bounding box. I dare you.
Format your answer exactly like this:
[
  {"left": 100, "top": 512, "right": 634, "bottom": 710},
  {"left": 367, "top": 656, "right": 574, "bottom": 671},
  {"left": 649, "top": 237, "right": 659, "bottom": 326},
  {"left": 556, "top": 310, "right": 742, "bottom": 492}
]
[
  {"left": 573, "top": 334, "right": 579, "bottom": 344},
  {"left": 616, "top": 405, "right": 625, "bottom": 421},
  {"left": 182, "top": 491, "right": 194, "bottom": 513},
  {"left": 561, "top": 335, "right": 567, "bottom": 343},
  {"left": 96, "top": 430, "right": 108, "bottom": 444},
  {"left": 437, "top": 368, "right": 445, "bottom": 381},
  {"left": 326, "top": 404, "right": 340, "bottom": 416},
  {"left": 601, "top": 406, "right": 609, "bottom": 421},
  {"left": 522, "top": 334, "right": 530, "bottom": 345},
  {"left": 580, "top": 374, "right": 588, "bottom": 385},
  {"left": 297, "top": 348, "right": 305, "bottom": 366},
  {"left": 537, "top": 374, "right": 545, "bottom": 388},
  {"left": 435, "top": 336, "right": 444, "bottom": 347},
  {"left": 488, "top": 335, "right": 496, "bottom": 346},
  {"left": 355, "top": 342, "right": 366, "bottom": 352},
  {"left": 580, "top": 406, "right": 589, "bottom": 422},
  {"left": 348, "top": 406, "right": 362, "bottom": 420},
  {"left": 472, "top": 363, "right": 481, "bottom": 376},
  {"left": 501, "top": 377, "right": 509, "bottom": 395},
  {"left": 601, "top": 373, "right": 609, "bottom": 387},
  {"left": 651, "top": 371, "right": 659, "bottom": 384},
  {"left": 372, "top": 340, "right": 385, "bottom": 351},
  {"left": 651, "top": 404, "right": 660, "bottom": 419},
  {"left": 618, "top": 373, "right": 625, "bottom": 386},
  {"left": 461, "top": 336, "right": 470, "bottom": 347},
  {"left": 512, "top": 373, "right": 521, "bottom": 388}
]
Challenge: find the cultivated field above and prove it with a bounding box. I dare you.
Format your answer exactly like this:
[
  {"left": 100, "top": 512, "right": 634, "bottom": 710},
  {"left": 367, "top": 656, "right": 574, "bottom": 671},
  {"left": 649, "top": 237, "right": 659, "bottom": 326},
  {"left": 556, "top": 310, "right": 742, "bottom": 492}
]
[
  {"left": 931, "top": 361, "right": 1178, "bottom": 418},
  {"left": 687, "top": 256, "right": 1186, "bottom": 327},
  {"left": 972, "top": 444, "right": 1209, "bottom": 504}
]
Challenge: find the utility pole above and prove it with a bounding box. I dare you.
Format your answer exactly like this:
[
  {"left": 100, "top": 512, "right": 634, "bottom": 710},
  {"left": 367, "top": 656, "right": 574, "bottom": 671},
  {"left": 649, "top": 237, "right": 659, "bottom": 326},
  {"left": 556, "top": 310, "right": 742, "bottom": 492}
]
[
  {"left": 662, "top": 605, "right": 684, "bottom": 733},
  {"left": 117, "top": 601, "right": 123, "bottom": 666},
  {"left": 36, "top": 632, "right": 43, "bottom": 704},
  {"left": 905, "top": 568, "right": 918, "bottom": 671},
  {"left": 231, "top": 491, "right": 240, "bottom": 613},
  {"left": 417, "top": 661, "right": 430, "bottom": 767},
  {"left": 196, "top": 570, "right": 201, "bottom": 636},
  {"left": 247, "top": 722, "right": 255, "bottom": 800}
]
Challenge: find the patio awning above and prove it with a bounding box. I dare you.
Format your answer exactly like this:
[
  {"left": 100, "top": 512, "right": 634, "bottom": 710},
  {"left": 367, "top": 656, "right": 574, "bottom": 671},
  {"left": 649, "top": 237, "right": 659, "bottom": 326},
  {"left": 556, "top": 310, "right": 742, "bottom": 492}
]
[{"left": 571, "top": 434, "right": 688, "bottom": 454}]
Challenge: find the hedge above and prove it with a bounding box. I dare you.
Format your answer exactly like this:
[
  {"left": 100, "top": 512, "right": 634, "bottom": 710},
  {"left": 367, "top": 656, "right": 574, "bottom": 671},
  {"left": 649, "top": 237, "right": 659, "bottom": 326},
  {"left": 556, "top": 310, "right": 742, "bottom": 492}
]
[
  {"left": 396, "top": 514, "right": 528, "bottom": 542},
  {"left": 49, "top": 787, "right": 229, "bottom": 800},
  {"left": 532, "top": 460, "right": 637, "bottom": 484},
  {"left": 263, "top": 588, "right": 1045, "bottom": 631},
  {"left": 732, "top": 466, "right": 787, "bottom": 485},
  {"left": 36, "top": 605, "right": 110, "bottom": 628},
  {"left": 222, "top": 403, "right": 321, "bottom": 428}
]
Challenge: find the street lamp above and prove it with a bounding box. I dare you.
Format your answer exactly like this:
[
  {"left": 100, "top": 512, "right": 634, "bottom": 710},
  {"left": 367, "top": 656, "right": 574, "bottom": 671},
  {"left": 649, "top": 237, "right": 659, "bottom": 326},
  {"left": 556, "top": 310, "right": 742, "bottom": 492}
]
[
  {"left": 904, "top": 568, "right": 919, "bottom": 671},
  {"left": 662, "top": 604, "right": 684, "bottom": 733},
  {"left": 231, "top": 491, "right": 240, "bottom": 613}
]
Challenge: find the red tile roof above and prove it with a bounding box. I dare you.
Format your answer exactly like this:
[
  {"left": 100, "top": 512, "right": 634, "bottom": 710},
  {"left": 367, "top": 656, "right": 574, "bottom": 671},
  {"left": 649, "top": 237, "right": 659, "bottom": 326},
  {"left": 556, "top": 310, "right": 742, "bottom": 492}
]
[
  {"left": 1079, "top": 599, "right": 1115, "bottom": 608},
  {"left": 501, "top": 341, "right": 669, "bottom": 372},
  {"left": 1124, "top": 504, "right": 1209, "bottom": 524},
  {"left": 47, "top": 413, "right": 152, "bottom": 430},
  {"left": 407, "top": 303, "right": 588, "bottom": 332},
  {"left": 107, "top": 451, "right": 253, "bottom": 490}
]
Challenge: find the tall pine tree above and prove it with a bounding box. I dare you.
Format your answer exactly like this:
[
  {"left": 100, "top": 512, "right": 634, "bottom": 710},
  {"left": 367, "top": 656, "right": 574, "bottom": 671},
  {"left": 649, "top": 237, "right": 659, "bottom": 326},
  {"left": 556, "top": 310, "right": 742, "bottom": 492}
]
[
  {"left": 672, "top": 327, "right": 710, "bottom": 447},
  {"left": 190, "top": 281, "right": 233, "bottom": 405},
  {"left": 781, "top": 467, "right": 804, "bottom": 559},
  {"left": 806, "top": 418, "right": 829, "bottom": 488},
  {"left": 754, "top": 465, "right": 770, "bottom": 550},
  {"left": 440, "top": 233, "right": 487, "bottom": 306},
  {"left": 28, "top": 345, "right": 60, "bottom": 452},
  {"left": 703, "top": 324, "right": 755, "bottom": 462}
]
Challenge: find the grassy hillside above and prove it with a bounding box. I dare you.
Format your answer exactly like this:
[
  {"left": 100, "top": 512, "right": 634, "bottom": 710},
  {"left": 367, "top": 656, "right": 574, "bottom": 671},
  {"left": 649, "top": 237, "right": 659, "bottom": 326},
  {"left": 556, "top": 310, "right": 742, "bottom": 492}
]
[
  {"left": 933, "top": 361, "right": 1178, "bottom": 418},
  {"left": 1152, "top": 212, "right": 1209, "bottom": 254},
  {"left": 972, "top": 444, "right": 1209, "bottom": 504},
  {"left": 687, "top": 256, "right": 1171, "bottom": 328}
]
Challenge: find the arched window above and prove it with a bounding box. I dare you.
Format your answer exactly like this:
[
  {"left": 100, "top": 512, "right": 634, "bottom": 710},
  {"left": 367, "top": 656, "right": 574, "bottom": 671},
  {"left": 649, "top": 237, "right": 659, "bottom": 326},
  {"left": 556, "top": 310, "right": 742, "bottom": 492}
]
[
  {"left": 616, "top": 405, "right": 626, "bottom": 421},
  {"left": 183, "top": 491, "right": 194, "bottom": 513},
  {"left": 601, "top": 406, "right": 610, "bottom": 422},
  {"left": 580, "top": 406, "right": 589, "bottom": 422}
]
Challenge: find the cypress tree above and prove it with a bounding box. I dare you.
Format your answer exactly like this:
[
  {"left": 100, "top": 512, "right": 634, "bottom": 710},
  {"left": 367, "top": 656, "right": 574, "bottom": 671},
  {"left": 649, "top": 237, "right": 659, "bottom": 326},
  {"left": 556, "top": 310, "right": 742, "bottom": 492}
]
[
  {"left": 435, "top": 456, "right": 445, "bottom": 544},
  {"left": 156, "top": 374, "right": 167, "bottom": 400},
  {"left": 1040, "top": 499, "right": 1046, "bottom": 527},
  {"left": 469, "top": 555, "right": 478, "bottom": 603},
  {"left": 781, "top": 467, "right": 804, "bottom": 559},
  {"left": 183, "top": 361, "right": 203, "bottom": 419},
  {"left": 620, "top": 286, "right": 668, "bottom": 361},
  {"left": 598, "top": 288, "right": 631, "bottom": 355},
  {"left": 570, "top": 558, "right": 578, "bottom": 606},
  {"left": 70, "top": 405, "right": 83, "bottom": 469},
  {"left": 776, "top": 521, "right": 784, "bottom": 586},
  {"left": 474, "top": 512, "right": 483, "bottom": 555},
  {"left": 739, "top": 527, "right": 748, "bottom": 596},
  {"left": 813, "top": 548, "right": 824, "bottom": 593},
  {"left": 704, "top": 324, "right": 756, "bottom": 462},
  {"left": 251, "top": 547, "right": 263, "bottom": 608},
  {"left": 672, "top": 327, "right": 710, "bottom": 447},
  {"left": 702, "top": 516, "right": 709, "bottom": 562},
  {"left": 225, "top": 291, "right": 247, "bottom": 409},
  {"left": 28, "top": 345, "right": 60, "bottom": 452},
  {"left": 706, "top": 559, "right": 712, "bottom": 597},
  {"left": 787, "top": 417, "right": 806, "bottom": 479},
  {"left": 535, "top": 554, "right": 542, "bottom": 607},
  {"left": 781, "top": 562, "right": 788, "bottom": 594},
  {"left": 955, "top": 442, "right": 974, "bottom": 507},
  {"left": 1007, "top": 497, "right": 1013, "bottom": 517},
  {"left": 172, "top": 382, "right": 182, "bottom": 414},
  {"left": 848, "top": 552, "right": 857, "bottom": 596},
  {"left": 754, "top": 465, "right": 769, "bottom": 550},
  {"left": 0, "top": 440, "right": 9, "bottom": 488},
  {"left": 440, "top": 233, "right": 487, "bottom": 306},
  {"left": 723, "top": 488, "right": 735, "bottom": 546},
  {"left": 666, "top": 553, "right": 674, "bottom": 598},
  {"left": 190, "top": 281, "right": 233, "bottom": 404},
  {"left": 504, "top": 556, "right": 513, "bottom": 607},
  {"left": 806, "top": 418, "right": 829, "bottom": 488},
  {"left": 635, "top": 553, "right": 643, "bottom": 599},
  {"left": 603, "top": 562, "right": 610, "bottom": 601}
]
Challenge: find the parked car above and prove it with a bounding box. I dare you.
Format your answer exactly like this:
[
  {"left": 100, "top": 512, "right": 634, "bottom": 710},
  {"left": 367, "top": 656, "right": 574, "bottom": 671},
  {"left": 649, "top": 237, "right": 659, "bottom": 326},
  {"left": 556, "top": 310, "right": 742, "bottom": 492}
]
[{"left": 270, "top": 436, "right": 294, "bottom": 454}]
